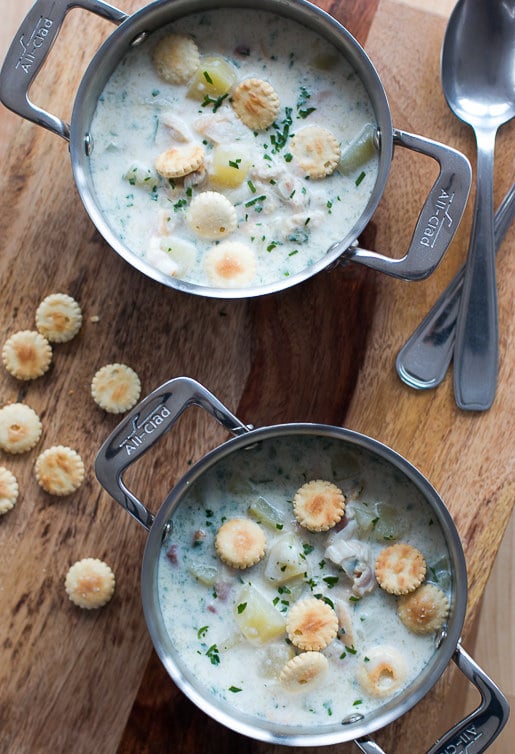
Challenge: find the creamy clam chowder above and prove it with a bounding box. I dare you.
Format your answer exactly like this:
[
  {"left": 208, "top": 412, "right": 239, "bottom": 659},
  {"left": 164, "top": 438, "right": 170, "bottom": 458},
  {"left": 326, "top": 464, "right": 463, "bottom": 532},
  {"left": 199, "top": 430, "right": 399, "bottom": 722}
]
[
  {"left": 157, "top": 435, "right": 452, "bottom": 730},
  {"left": 89, "top": 8, "right": 379, "bottom": 289}
]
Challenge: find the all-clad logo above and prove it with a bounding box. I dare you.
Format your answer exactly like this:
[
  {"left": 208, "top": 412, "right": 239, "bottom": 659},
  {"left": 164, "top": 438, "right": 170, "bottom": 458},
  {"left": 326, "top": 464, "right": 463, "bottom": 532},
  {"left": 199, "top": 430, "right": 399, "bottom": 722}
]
[
  {"left": 420, "top": 188, "right": 455, "bottom": 248},
  {"left": 441, "top": 724, "right": 483, "bottom": 753},
  {"left": 121, "top": 406, "right": 171, "bottom": 456},
  {"left": 16, "top": 16, "right": 54, "bottom": 74}
]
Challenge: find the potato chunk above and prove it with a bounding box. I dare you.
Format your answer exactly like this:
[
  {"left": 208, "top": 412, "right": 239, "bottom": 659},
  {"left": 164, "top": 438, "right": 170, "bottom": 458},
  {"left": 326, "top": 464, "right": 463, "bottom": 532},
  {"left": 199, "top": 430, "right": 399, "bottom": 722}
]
[
  {"left": 264, "top": 533, "right": 306, "bottom": 584},
  {"left": 234, "top": 584, "right": 286, "bottom": 643},
  {"left": 187, "top": 56, "right": 237, "bottom": 101},
  {"left": 210, "top": 145, "right": 251, "bottom": 187}
]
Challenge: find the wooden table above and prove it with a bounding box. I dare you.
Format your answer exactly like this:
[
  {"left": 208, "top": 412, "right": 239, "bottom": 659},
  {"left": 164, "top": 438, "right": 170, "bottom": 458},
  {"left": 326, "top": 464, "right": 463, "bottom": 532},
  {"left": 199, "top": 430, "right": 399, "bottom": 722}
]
[{"left": 0, "top": 1, "right": 513, "bottom": 752}]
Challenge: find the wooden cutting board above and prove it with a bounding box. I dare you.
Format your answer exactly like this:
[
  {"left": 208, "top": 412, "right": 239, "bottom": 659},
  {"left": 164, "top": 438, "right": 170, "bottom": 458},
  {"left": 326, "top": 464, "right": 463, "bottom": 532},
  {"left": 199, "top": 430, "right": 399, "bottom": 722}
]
[{"left": 0, "top": 2, "right": 513, "bottom": 753}]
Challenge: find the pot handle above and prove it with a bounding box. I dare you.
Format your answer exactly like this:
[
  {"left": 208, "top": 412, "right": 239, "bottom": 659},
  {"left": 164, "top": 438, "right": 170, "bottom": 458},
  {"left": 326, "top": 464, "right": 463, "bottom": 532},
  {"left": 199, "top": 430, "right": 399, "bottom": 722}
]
[
  {"left": 339, "top": 130, "right": 472, "bottom": 280},
  {"left": 0, "top": 0, "right": 127, "bottom": 140},
  {"left": 94, "top": 377, "right": 250, "bottom": 531},
  {"left": 354, "top": 642, "right": 509, "bottom": 754}
]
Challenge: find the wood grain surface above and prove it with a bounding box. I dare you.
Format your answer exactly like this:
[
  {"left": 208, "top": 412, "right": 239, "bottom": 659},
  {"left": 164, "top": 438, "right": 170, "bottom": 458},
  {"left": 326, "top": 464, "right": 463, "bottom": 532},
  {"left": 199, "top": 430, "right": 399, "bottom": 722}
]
[{"left": 0, "top": 1, "right": 513, "bottom": 753}]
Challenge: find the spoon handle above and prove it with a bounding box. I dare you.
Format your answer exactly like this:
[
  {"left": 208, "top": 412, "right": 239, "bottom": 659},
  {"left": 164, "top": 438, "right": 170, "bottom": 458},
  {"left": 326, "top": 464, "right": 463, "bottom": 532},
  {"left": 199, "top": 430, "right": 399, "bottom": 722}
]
[
  {"left": 396, "top": 183, "right": 515, "bottom": 390},
  {"left": 453, "top": 128, "right": 499, "bottom": 410}
]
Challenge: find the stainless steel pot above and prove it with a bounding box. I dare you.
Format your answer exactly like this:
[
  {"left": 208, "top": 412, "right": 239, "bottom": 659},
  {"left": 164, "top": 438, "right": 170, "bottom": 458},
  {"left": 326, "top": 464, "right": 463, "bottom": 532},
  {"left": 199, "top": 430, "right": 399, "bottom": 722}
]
[
  {"left": 95, "top": 376, "right": 509, "bottom": 753},
  {"left": 1, "top": 0, "right": 471, "bottom": 298}
]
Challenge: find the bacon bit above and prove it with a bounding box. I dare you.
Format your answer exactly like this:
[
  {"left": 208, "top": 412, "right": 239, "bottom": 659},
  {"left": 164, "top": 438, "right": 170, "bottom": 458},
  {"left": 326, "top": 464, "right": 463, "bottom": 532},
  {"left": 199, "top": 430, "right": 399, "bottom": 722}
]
[
  {"left": 166, "top": 544, "right": 179, "bottom": 564},
  {"left": 334, "top": 514, "right": 350, "bottom": 533},
  {"left": 192, "top": 529, "right": 207, "bottom": 546},
  {"left": 207, "top": 604, "right": 217, "bottom": 613},
  {"left": 214, "top": 580, "right": 232, "bottom": 601}
]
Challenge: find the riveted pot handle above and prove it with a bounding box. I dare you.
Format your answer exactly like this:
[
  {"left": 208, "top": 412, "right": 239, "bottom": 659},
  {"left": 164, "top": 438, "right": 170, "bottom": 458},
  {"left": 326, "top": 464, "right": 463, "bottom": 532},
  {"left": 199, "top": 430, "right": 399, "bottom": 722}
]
[
  {"left": 0, "top": 0, "right": 127, "bottom": 140},
  {"left": 354, "top": 643, "right": 509, "bottom": 754},
  {"left": 426, "top": 643, "right": 510, "bottom": 754},
  {"left": 94, "top": 377, "right": 250, "bottom": 531},
  {"left": 341, "top": 130, "right": 472, "bottom": 280}
]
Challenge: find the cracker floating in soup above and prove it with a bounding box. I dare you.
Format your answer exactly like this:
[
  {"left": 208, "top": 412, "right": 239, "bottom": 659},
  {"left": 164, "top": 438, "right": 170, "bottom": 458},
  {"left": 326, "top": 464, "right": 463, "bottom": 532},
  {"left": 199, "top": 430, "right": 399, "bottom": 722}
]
[
  {"left": 286, "top": 597, "right": 338, "bottom": 651},
  {"left": 88, "top": 8, "right": 380, "bottom": 289},
  {"left": 231, "top": 78, "right": 281, "bottom": 130},
  {"left": 397, "top": 583, "right": 449, "bottom": 634},
  {"left": 293, "top": 478, "right": 345, "bottom": 531},
  {"left": 279, "top": 651, "right": 328, "bottom": 691},
  {"left": 152, "top": 33, "right": 200, "bottom": 85},
  {"left": 215, "top": 518, "right": 267, "bottom": 569},
  {"left": 375, "top": 542, "right": 427, "bottom": 595}
]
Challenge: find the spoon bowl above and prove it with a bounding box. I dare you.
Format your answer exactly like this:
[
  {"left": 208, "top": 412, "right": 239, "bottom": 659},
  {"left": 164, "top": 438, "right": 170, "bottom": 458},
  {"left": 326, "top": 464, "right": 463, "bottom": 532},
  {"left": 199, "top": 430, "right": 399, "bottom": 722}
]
[{"left": 441, "top": 0, "right": 515, "bottom": 410}]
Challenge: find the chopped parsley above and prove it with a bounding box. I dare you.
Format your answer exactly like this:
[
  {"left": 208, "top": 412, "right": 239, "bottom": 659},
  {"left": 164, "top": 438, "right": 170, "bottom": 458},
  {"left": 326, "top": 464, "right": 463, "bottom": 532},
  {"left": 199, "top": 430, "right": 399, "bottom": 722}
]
[
  {"left": 244, "top": 194, "right": 267, "bottom": 208},
  {"left": 271, "top": 107, "right": 293, "bottom": 153},
  {"left": 201, "top": 92, "right": 229, "bottom": 113},
  {"left": 297, "top": 86, "right": 317, "bottom": 119},
  {"left": 206, "top": 644, "right": 220, "bottom": 665}
]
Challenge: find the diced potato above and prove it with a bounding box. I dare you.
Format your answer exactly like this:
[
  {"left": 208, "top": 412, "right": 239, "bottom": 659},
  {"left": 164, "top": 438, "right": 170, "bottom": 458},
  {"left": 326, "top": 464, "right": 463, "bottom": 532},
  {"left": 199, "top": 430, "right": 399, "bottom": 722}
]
[
  {"left": 187, "top": 56, "right": 237, "bottom": 101},
  {"left": 248, "top": 496, "right": 286, "bottom": 530},
  {"left": 219, "top": 632, "right": 244, "bottom": 652},
  {"left": 234, "top": 584, "right": 286, "bottom": 643},
  {"left": 160, "top": 236, "right": 196, "bottom": 276},
  {"left": 339, "top": 123, "right": 377, "bottom": 174},
  {"left": 258, "top": 640, "right": 295, "bottom": 678},
  {"left": 210, "top": 145, "right": 251, "bottom": 188},
  {"left": 187, "top": 560, "right": 219, "bottom": 586},
  {"left": 264, "top": 533, "right": 306, "bottom": 583}
]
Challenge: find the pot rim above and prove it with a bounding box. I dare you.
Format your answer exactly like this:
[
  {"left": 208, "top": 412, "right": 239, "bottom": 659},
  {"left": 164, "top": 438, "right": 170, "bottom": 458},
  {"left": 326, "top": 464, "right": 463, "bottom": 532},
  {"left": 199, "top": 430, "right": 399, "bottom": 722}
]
[
  {"left": 141, "top": 421, "right": 467, "bottom": 746},
  {"left": 69, "top": 0, "right": 394, "bottom": 299}
]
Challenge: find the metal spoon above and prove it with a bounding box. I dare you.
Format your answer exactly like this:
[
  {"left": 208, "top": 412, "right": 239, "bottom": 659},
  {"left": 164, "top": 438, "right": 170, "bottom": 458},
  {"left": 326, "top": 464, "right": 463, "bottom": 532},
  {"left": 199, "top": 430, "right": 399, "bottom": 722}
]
[
  {"left": 396, "top": 183, "right": 515, "bottom": 390},
  {"left": 441, "top": 0, "right": 515, "bottom": 410}
]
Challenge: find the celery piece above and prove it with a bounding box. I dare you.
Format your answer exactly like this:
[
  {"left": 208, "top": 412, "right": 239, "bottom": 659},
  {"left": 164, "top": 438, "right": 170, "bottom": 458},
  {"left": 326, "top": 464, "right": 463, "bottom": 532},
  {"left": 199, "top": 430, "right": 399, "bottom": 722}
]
[
  {"left": 352, "top": 503, "right": 377, "bottom": 536},
  {"left": 371, "top": 503, "right": 406, "bottom": 542},
  {"left": 339, "top": 123, "right": 377, "bottom": 174},
  {"left": 187, "top": 560, "right": 219, "bottom": 586},
  {"left": 248, "top": 496, "right": 285, "bottom": 530}
]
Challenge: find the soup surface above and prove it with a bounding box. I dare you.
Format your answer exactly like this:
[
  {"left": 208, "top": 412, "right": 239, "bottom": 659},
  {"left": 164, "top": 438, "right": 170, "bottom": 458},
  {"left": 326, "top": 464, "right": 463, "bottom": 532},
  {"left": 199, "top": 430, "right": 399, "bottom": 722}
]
[
  {"left": 157, "top": 435, "right": 452, "bottom": 731},
  {"left": 89, "top": 8, "right": 379, "bottom": 289}
]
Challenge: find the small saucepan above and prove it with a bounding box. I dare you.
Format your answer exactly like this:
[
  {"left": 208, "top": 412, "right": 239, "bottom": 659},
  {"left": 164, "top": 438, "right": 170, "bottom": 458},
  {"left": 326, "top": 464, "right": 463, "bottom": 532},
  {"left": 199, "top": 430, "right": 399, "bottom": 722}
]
[
  {"left": 95, "top": 377, "right": 509, "bottom": 752},
  {"left": 0, "top": 0, "right": 471, "bottom": 297}
]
